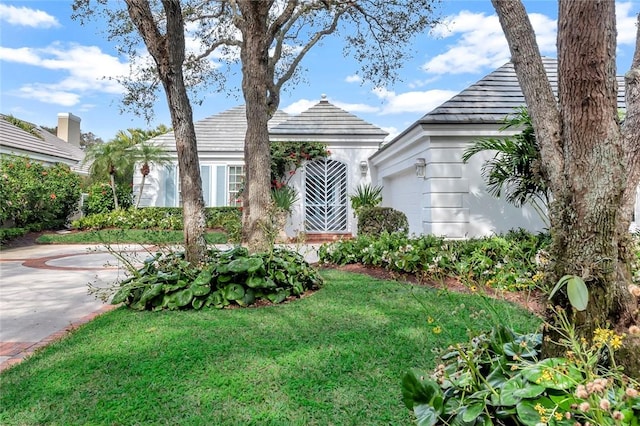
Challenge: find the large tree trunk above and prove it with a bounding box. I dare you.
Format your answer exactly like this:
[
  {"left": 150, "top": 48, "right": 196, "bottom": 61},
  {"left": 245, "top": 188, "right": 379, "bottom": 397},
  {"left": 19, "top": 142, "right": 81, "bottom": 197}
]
[
  {"left": 238, "top": 1, "right": 274, "bottom": 253},
  {"left": 493, "top": 0, "right": 640, "bottom": 375},
  {"left": 125, "top": 0, "right": 207, "bottom": 263}
]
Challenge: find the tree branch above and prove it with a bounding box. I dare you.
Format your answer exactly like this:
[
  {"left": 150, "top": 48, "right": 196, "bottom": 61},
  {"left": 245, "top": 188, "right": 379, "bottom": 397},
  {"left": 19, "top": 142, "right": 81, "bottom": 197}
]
[
  {"left": 491, "top": 0, "right": 564, "bottom": 193},
  {"left": 125, "top": 0, "right": 167, "bottom": 62}
]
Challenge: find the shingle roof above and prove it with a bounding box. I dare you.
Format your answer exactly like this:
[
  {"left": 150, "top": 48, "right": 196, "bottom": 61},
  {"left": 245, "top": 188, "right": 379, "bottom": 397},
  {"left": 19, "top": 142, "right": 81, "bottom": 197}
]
[
  {"left": 0, "top": 116, "right": 86, "bottom": 173},
  {"left": 270, "top": 96, "right": 388, "bottom": 138},
  {"left": 420, "top": 57, "right": 626, "bottom": 124},
  {"left": 151, "top": 105, "right": 291, "bottom": 151}
]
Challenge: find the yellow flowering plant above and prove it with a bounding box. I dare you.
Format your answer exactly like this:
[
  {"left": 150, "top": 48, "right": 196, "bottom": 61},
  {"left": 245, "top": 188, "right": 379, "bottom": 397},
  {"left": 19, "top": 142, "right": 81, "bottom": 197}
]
[{"left": 403, "top": 308, "right": 639, "bottom": 426}]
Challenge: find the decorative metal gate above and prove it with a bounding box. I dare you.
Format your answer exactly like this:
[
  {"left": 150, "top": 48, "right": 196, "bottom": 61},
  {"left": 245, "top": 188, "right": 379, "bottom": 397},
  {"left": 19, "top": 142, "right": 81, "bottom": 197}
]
[{"left": 304, "top": 159, "right": 348, "bottom": 232}]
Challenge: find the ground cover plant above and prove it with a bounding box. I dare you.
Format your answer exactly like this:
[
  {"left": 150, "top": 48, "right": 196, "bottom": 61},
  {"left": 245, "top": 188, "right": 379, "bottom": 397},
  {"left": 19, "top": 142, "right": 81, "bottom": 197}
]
[
  {"left": 109, "top": 247, "right": 323, "bottom": 310},
  {"left": 319, "top": 229, "right": 550, "bottom": 292},
  {"left": 35, "top": 229, "right": 227, "bottom": 245},
  {"left": 402, "top": 307, "right": 640, "bottom": 426},
  {"left": 0, "top": 270, "right": 539, "bottom": 425}
]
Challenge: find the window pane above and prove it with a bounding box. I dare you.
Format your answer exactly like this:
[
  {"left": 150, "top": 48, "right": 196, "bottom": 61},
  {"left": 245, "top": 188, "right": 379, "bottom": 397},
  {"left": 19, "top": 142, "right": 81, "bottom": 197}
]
[{"left": 228, "top": 165, "right": 245, "bottom": 206}]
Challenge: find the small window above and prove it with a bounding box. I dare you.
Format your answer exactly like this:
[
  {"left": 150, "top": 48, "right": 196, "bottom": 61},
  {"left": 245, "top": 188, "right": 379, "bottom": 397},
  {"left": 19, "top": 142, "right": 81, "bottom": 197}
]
[{"left": 228, "top": 165, "right": 244, "bottom": 206}]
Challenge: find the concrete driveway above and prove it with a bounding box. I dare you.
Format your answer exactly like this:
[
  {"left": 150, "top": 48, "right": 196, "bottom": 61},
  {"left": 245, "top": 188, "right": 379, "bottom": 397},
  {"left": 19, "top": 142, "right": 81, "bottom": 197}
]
[
  {"left": 0, "top": 242, "right": 321, "bottom": 371},
  {"left": 0, "top": 243, "right": 144, "bottom": 370}
]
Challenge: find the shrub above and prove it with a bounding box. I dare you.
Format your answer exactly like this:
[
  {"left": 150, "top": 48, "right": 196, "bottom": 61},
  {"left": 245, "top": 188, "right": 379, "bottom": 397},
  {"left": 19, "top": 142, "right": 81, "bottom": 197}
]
[
  {"left": 358, "top": 207, "right": 408, "bottom": 236},
  {"left": 0, "top": 156, "right": 82, "bottom": 230},
  {"left": 73, "top": 207, "right": 241, "bottom": 233},
  {"left": 402, "top": 309, "right": 640, "bottom": 426},
  {"left": 0, "top": 227, "right": 27, "bottom": 246},
  {"left": 110, "top": 247, "right": 323, "bottom": 310},
  {"left": 83, "top": 182, "right": 133, "bottom": 215},
  {"left": 318, "top": 230, "right": 550, "bottom": 291}
]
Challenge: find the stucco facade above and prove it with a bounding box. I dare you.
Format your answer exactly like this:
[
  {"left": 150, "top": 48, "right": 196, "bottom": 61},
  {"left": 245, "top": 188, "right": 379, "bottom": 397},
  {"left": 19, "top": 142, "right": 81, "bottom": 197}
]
[{"left": 136, "top": 97, "right": 387, "bottom": 239}]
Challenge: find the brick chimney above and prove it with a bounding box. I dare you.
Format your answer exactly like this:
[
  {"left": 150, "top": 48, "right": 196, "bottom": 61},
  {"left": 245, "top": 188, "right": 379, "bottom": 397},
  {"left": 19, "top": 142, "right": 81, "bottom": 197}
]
[{"left": 57, "top": 113, "right": 81, "bottom": 147}]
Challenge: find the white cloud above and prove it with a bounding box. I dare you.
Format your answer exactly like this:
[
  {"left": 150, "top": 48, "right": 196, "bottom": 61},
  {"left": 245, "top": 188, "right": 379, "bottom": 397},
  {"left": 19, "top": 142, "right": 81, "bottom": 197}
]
[
  {"left": 0, "top": 4, "right": 60, "bottom": 28},
  {"left": 617, "top": 1, "right": 638, "bottom": 46},
  {"left": 380, "top": 126, "right": 399, "bottom": 141},
  {"left": 424, "top": 10, "right": 556, "bottom": 75},
  {"left": 283, "top": 97, "right": 378, "bottom": 115},
  {"left": 373, "top": 88, "right": 457, "bottom": 115},
  {"left": 282, "top": 99, "right": 317, "bottom": 114},
  {"left": 345, "top": 74, "right": 361, "bottom": 83},
  {"left": 407, "top": 76, "right": 441, "bottom": 89},
  {"left": 333, "top": 101, "right": 378, "bottom": 113},
  {"left": 17, "top": 86, "right": 80, "bottom": 107},
  {"left": 0, "top": 43, "right": 129, "bottom": 106}
]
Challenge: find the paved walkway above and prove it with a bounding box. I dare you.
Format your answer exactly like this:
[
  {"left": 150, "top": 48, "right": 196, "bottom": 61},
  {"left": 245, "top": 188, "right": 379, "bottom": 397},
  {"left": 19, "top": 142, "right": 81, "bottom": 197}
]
[{"left": 0, "top": 242, "right": 321, "bottom": 372}]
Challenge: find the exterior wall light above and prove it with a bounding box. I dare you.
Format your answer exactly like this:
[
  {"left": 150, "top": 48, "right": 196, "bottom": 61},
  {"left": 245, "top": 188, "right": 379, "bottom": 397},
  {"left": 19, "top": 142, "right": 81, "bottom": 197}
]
[
  {"left": 415, "top": 158, "right": 426, "bottom": 178},
  {"left": 359, "top": 160, "right": 368, "bottom": 176}
]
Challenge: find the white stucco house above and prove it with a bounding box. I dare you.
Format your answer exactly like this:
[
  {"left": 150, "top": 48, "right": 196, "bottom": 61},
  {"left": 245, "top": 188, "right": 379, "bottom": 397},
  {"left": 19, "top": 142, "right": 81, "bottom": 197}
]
[
  {"left": 370, "top": 57, "right": 628, "bottom": 238},
  {"left": 138, "top": 58, "right": 631, "bottom": 240},
  {"left": 136, "top": 96, "right": 387, "bottom": 239}
]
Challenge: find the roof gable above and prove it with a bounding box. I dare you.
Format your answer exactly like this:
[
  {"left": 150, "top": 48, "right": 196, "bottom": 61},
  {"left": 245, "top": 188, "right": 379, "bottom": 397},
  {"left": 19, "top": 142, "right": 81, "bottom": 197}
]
[
  {"left": 270, "top": 97, "right": 388, "bottom": 138},
  {"left": 420, "top": 58, "right": 626, "bottom": 124}
]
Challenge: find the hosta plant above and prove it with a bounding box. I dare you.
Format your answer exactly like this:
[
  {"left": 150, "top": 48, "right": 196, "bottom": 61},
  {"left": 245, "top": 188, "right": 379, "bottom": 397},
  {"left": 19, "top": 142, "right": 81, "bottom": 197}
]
[
  {"left": 110, "top": 247, "right": 323, "bottom": 310},
  {"left": 402, "top": 308, "right": 640, "bottom": 426}
]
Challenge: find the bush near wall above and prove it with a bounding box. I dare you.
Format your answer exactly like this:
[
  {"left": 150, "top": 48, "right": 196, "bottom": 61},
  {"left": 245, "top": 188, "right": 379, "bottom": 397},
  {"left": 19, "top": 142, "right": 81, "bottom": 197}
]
[
  {"left": 83, "top": 182, "right": 133, "bottom": 215},
  {"left": 0, "top": 155, "right": 82, "bottom": 231},
  {"left": 357, "top": 207, "right": 409, "bottom": 236},
  {"left": 72, "top": 207, "right": 241, "bottom": 234}
]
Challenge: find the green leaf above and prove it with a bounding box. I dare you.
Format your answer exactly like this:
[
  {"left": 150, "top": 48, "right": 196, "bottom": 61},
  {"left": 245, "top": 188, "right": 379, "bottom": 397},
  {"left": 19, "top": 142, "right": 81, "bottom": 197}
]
[
  {"left": 413, "top": 404, "right": 439, "bottom": 426},
  {"left": 192, "top": 297, "right": 205, "bottom": 310},
  {"left": 548, "top": 275, "right": 572, "bottom": 299},
  {"left": 222, "top": 283, "right": 245, "bottom": 301},
  {"left": 205, "top": 290, "right": 226, "bottom": 309},
  {"left": 549, "top": 275, "right": 588, "bottom": 311},
  {"left": 173, "top": 288, "right": 194, "bottom": 307},
  {"left": 521, "top": 358, "right": 582, "bottom": 390},
  {"left": 500, "top": 376, "right": 525, "bottom": 406},
  {"left": 401, "top": 370, "right": 444, "bottom": 413},
  {"left": 462, "top": 402, "right": 485, "bottom": 423},
  {"left": 111, "top": 285, "right": 131, "bottom": 304},
  {"left": 246, "top": 275, "right": 269, "bottom": 289},
  {"left": 236, "top": 288, "right": 256, "bottom": 307},
  {"left": 266, "top": 289, "right": 289, "bottom": 304},
  {"left": 516, "top": 398, "right": 554, "bottom": 426},
  {"left": 227, "top": 257, "right": 264, "bottom": 274},
  {"left": 139, "top": 283, "right": 164, "bottom": 304},
  {"left": 566, "top": 276, "right": 588, "bottom": 311}
]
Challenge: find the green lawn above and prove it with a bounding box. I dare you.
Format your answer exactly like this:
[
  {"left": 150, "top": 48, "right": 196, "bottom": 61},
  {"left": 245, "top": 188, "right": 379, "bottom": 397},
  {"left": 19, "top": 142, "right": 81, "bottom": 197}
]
[
  {"left": 0, "top": 270, "right": 540, "bottom": 425},
  {"left": 36, "top": 229, "right": 228, "bottom": 245}
]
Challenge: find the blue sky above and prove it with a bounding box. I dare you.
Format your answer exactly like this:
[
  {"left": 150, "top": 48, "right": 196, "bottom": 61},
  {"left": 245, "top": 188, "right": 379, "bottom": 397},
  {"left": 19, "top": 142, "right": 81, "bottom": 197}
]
[{"left": 1, "top": 1, "right": 638, "bottom": 141}]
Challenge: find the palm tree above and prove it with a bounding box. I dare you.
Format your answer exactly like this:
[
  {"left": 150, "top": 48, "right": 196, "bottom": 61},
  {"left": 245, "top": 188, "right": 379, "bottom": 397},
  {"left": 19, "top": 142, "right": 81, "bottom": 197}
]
[
  {"left": 83, "top": 138, "right": 132, "bottom": 210},
  {"left": 462, "top": 107, "right": 550, "bottom": 224},
  {"left": 129, "top": 140, "right": 171, "bottom": 207}
]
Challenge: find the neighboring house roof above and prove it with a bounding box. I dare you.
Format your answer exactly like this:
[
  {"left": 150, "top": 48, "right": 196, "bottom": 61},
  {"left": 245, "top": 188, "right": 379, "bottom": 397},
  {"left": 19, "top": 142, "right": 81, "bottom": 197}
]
[
  {"left": 151, "top": 105, "right": 291, "bottom": 152},
  {"left": 270, "top": 96, "right": 389, "bottom": 139},
  {"left": 420, "top": 57, "right": 626, "bottom": 125},
  {"left": 0, "top": 116, "right": 88, "bottom": 174}
]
